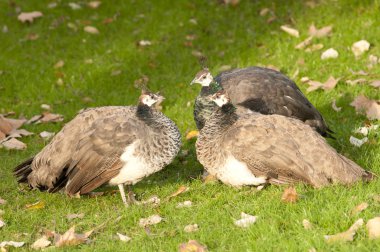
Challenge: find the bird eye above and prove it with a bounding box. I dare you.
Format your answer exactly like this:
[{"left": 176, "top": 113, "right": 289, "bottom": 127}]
[{"left": 202, "top": 75, "right": 207, "bottom": 79}]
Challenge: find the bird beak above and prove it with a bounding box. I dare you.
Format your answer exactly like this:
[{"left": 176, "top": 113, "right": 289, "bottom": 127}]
[{"left": 190, "top": 78, "right": 197, "bottom": 85}]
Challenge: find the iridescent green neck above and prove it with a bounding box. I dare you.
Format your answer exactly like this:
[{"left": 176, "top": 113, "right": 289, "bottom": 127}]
[{"left": 209, "top": 81, "right": 222, "bottom": 93}]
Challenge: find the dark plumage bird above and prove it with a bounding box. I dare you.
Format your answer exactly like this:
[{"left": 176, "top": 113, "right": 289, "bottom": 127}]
[
  {"left": 191, "top": 67, "right": 332, "bottom": 137},
  {"left": 196, "top": 90, "right": 373, "bottom": 188},
  {"left": 14, "top": 91, "right": 182, "bottom": 206}
]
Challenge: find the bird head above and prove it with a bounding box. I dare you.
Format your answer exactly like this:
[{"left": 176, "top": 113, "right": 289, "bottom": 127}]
[
  {"left": 210, "top": 90, "right": 230, "bottom": 107},
  {"left": 139, "top": 90, "right": 165, "bottom": 107},
  {"left": 190, "top": 69, "right": 214, "bottom": 87}
]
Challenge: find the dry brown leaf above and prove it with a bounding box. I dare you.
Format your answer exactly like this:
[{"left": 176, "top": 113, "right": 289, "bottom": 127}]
[
  {"left": 69, "top": 3, "right": 81, "bottom": 10},
  {"left": 280, "top": 25, "right": 299, "bottom": 37},
  {"left": 0, "top": 241, "right": 25, "bottom": 248},
  {"left": 305, "top": 43, "right": 323, "bottom": 52},
  {"left": 140, "top": 196, "right": 160, "bottom": 206},
  {"left": 18, "top": 11, "right": 43, "bottom": 23},
  {"left": 350, "top": 95, "right": 380, "bottom": 120},
  {"left": 306, "top": 76, "right": 340, "bottom": 92},
  {"left": 191, "top": 50, "right": 204, "bottom": 58},
  {"left": 0, "top": 131, "right": 5, "bottom": 141},
  {"left": 116, "top": 233, "right": 131, "bottom": 242},
  {"left": 259, "top": 8, "right": 270, "bottom": 16},
  {"left": 302, "top": 219, "right": 313, "bottom": 230},
  {"left": 184, "top": 224, "right": 199, "bottom": 233},
  {"left": 26, "top": 33, "right": 39, "bottom": 41},
  {"left": 308, "top": 24, "right": 333, "bottom": 38},
  {"left": 138, "top": 214, "right": 162, "bottom": 227},
  {"left": 54, "top": 226, "right": 93, "bottom": 247},
  {"left": 351, "top": 202, "right": 369, "bottom": 215},
  {"left": 324, "top": 219, "right": 363, "bottom": 243},
  {"left": 138, "top": 40, "right": 152, "bottom": 46},
  {"left": 352, "top": 40, "right": 370, "bottom": 57},
  {"left": 0, "top": 198, "right": 5, "bottom": 205},
  {"left": 66, "top": 213, "right": 85, "bottom": 220},
  {"left": 179, "top": 240, "right": 207, "bottom": 252},
  {"left": 31, "top": 236, "right": 51, "bottom": 250},
  {"left": 350, "top": 69, "right": 368, "bottom": 76},
  {"left": 167, "top": 185, "right": 189, "bottom": 199},
  {"left": 8, "top": 129, "right": 34, "bottom": 138},
  {"left": 88, "top": 1, "right": 101, "bottom": 9},
  {"left": 1, "top": 138, "right": 27, "bottom": 150},
  {"left": 39, "top": 112, "right": 64, "bottom": 123},
  {"left": 234, "top": 212, "right": 257, "bottom": 228},
  {"left": 0, "top": 117, "right": 13, "bottom": 135},
  {"left": 332, "top": 99, "right": 342, "bottom": 112},
  {"left": 281, "top": 187, "right": 298, "bottom": 203},
  {"left": 223, "top": 0, "right": 240, "bottom": 6},
  {"left": 367, "top": 217, "right": 380, "bottom": 239},
  {"left": 25, "top": 201, "right": 45, "bottom": 210},
  {"left": 346, "top": 79, "right": 366, "bottom": 85},
  {"left": 84, "top": 26, "right": 99, "bottom": 34},
  {"left": 40, "top": 131, "right": 55, "bottom": 140},
  {"left": 186, "top": 130, "right": 199, "bottom": 140},
  {"left": 54, "top": 60, "right": 64, "bottom": 69},
  {"left": 295, "top": 36, "right": 313, "bottom": 50},
  {"left": 0, "top": 219, "right": 5, "bottom": 228},
  {"left": 370, "top": 80, "right": 380, "bottom": 88}
]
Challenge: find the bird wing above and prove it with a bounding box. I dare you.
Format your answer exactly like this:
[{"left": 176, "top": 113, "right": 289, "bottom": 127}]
[
  {"left": 64, "top": 114, "right": 143, "bottom": 195},
  {"left": 222, "top": 115, "right": 321, "bottom": 186}
]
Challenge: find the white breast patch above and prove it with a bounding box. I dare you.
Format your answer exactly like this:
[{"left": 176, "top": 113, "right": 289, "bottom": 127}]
[
  {"left": 109, "top": 142, "right": 150, "bottom": 185},
  {"left": 216, "top": 156, "right": 267, "bottom": 187}
]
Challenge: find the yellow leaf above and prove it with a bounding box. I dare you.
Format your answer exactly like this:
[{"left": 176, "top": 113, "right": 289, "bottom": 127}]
[
  {"left": 25, "top": 201, "right": 45, "bottom": 210},
  {"left": 186, "top": 130, "right": 199, "bottom": 140}
]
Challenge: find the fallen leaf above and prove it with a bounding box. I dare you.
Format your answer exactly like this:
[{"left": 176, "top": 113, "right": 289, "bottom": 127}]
[
  {"left": 301, "top": 77, "right": 310, "bottom": 83},
  {"left": 305, "top": 43, "right": 323, "bottom": 52},
  {"left": 302, "top": 219, "right": 313, "bottom": 230},
  {"left": 88, "top": 1, "right": 101, "bottom": 9},
  {"left": 234, "top": 212, "right": 257, "bottom": 228},
  {"left": 350, "top": 95, "right": 380, "bottom": 120},
  {"left": 139, "top": 215, "right": 162, "bottom": 227},
  {"left": 281, "top": 187, "right": 298, "bottom": 203},
  {"left": 27, "top": 115, "right": 43, "bottom": 124},
  {"left": 141, "top": 196, "right": 160, "bottom": 206},
  {"left": 1, "top": 138, "right": 27, "bottom": 150},
  {"left": 39, "top": 112, "right": 64, "bottom": 123},
  {"left": 351, "top": 202, "right": 369, "bottom": 215},
  {"left": 40, "top": 131, "right": 55, "bottom": 140},
  {"left": 84, "top": 26, "right": 99, "bottom": 34},
  {"left": 31, "top": 236, "right": 51, "bottom": 250},
  {"left": 350, "top": 69, "right": 368, "bottom": 76},
  {"left": 332, "top": 99, "right": 342, "bottom": 112},
  {"left": 346, "top": 79, "right": 366, "bottom": 85},
  {"left": 367, "top": 217, "right": 380, "bottom": 239},
  {"left": 202, "top": 173, "right": 217, "bottom": 183},
  {"left": 66, "top": 213, "right": 84, "bottom": 220},
  {"left": 191, "top": 50, "right": 204, "bottom": 58},
  {"left": 26, "top": 33, "right": 39, "bottom": 41},
  {"left": 223, "top": 0, "right": 240, "bottom": 6},
  {"left": 186, "top": 130, "right": 199, "bottom": 140},
  {"left": 321, "top": 48, "right": 338, "bottom": 60},
  {"left": 8, "top": 129, "right": 34, "bottom": 138},
  {"left": 295, "top": 36, "right": 313, "bottom": 50},
  {"left": 179, "top": 240, "right": 207, "bottom": 252},
  {"left": 68, "top": 3, "right": 81, "bottom": 10},
  {"left": 0, "top": 198, "right": 6, "bottom": 205},
  {"left": 0, "top": 131, "right": 5, "bottom": 141},
  {"left": 41, "top": 104, "right": 51, "bottom": 110},
  {"left": 167, "top": 185, "right": 189, "bottom": 199},
  {"left": 0, "top": 219, "right": 5, "bottom": 228},
  {"left": 18, "top": 11, "right": 43, "bottom": 23},
  {"left": 138, "top": 40, "right": 152, "bottom": 46},
  {"left": 370, "top": 80, "right": 380, "bottom": 88},
  {"left": 184, "top": 224, "right": 199, "bottom": 233},
  {"left": 116, "top": 233, "right": 131, "bottom": 242},
  {"left": 308, "top": 24, "right": 333, "bottom": 38},
  {"left": 259, "top": 8, "right": 270, "bottom": 16},
  {"left": 306, "top": 76, "right": 340, "bottom": 92},
  {"left": 324, "top": 219, "right": 364, "bottom": 243},
  {"left": 349, "top": 136, "right": 368, "bottom": 147},
  {"left": 54, "top": 226, "right": 93, "bottom": 247},
  {"left": 352, "top": 40, "right": 370, "bottom": 57},
  {"left": 280, "top": 25, "right": 299, "bottom": 37},
  {"left": 84, "top": 59, "right": 93, "bottom": 64},
  {"left": 177, "top": 200, "right": 193, "bottom": 208},
  {"left": 54, "top": 60, "right": 64, "bottom": 69},
  {"left": 0, "top": 241, "right": 25, "bottom": 248},
  {"left": 111, "top": 70, "right": 122, "bottom": 76},
  {"left": 25, "top": 201, "right": 45, "bottom": 210}
]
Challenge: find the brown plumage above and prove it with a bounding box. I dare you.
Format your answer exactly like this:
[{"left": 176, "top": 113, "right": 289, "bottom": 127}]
[
  {"left": 196, "top": 90, "right": 374, "bottom": 188},
  {"left": 14, "top": 91, "right": 182, "bottom": 205}
]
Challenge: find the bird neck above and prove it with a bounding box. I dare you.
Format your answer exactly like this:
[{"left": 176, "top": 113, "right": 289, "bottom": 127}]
[
  {"left": 201, "top": 103, "right": 238, "bottom": 137},
  {"left": 201, "top": 81, "right": 223, "bottom": 96},
  {"left": 137, "top": 103, "right": 154, "bottom": 123}
]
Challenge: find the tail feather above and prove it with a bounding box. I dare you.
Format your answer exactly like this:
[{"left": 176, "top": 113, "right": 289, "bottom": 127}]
[{"left": 13, "top": 157, "right": 34, "bottom": 183}]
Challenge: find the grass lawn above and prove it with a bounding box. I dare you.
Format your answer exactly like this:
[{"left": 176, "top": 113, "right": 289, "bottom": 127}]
[{"left": 1, "top": 0, "right": 380, "bottom": 251}]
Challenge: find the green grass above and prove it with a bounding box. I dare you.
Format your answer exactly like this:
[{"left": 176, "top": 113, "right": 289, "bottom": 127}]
[{"left": 1, "top": 0, "right": 380, "bottom": 251}]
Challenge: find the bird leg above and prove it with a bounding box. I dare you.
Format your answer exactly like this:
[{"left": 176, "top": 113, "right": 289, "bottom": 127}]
[
  {"left": 118, "top": 184, "right": 129, "bottom": 207},
  {"left": 127, "top": 185, "right": 139, "bottom": 205}
]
